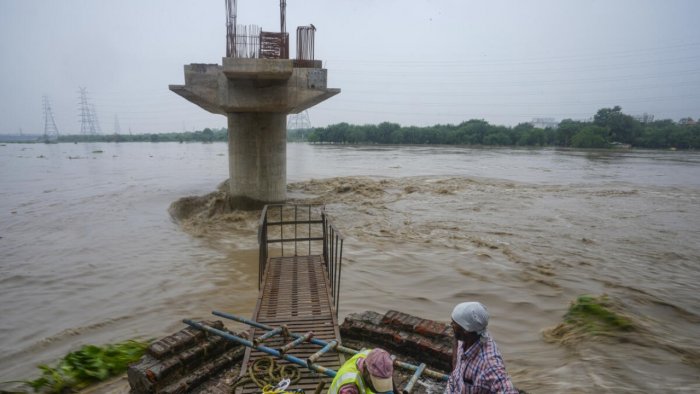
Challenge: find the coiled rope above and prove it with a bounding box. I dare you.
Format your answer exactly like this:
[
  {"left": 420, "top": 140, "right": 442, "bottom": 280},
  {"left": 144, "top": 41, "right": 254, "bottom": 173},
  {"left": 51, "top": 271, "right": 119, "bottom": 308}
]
[{"left": 231, "top": 356, "right": 302, "bottom": 393}]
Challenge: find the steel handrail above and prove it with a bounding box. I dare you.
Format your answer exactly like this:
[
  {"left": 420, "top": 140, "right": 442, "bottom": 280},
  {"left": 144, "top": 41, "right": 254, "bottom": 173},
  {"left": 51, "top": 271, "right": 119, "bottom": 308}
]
[{"left": 257, "top": 204, "right": 344, "bottom": 315}]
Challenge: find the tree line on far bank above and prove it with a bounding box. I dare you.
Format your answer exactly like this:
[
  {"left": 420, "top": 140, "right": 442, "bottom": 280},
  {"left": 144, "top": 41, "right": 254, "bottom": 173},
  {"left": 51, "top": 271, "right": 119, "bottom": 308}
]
[
  {"left": 57, "top": 127, "right": 228, "bottom": 143},
  {"left": 46, "top": 106, "right": 700, "bottom": 149},
  {"left": 291, "top": 106, "right": 700, "bottom": 150}
]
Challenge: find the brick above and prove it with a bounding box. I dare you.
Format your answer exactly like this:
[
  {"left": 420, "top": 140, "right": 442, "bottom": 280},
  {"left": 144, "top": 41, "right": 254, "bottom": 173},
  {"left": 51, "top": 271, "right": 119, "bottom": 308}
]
[
  {"left": 415, "top": 319, "right": 448, "bottom": 339},
  {"left": 147, "top": 320, "right": 225, "bottom": 359},
  {"left": 340, "top": 310, "right": 454, "bottom": 374},
  {"left": 128, "top": 321, "right": 243, "bottom": 394}
]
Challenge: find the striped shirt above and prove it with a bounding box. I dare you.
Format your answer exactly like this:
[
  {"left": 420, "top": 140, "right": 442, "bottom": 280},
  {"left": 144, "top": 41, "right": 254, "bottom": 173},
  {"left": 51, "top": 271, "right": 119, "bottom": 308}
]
[{"left": 445, "top": 334, "right": 518, "bottom": 394}]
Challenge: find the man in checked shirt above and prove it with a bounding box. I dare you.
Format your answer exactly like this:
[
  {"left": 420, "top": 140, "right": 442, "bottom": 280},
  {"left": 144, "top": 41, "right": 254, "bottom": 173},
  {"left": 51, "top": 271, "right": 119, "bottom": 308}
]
[{"left": 445, "top": 302, "right": 519, "bottom": 394}]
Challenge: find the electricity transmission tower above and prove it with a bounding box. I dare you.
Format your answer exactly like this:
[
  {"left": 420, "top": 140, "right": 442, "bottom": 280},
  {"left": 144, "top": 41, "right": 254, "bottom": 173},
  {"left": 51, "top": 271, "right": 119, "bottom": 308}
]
[
  {"left": 287, "top": 111, "right": 312, "bottom": 141},
  {"left": 287, "top": 110, "right": 311, "bottom": 130},
  {"left": 78, "top": 87, "right": 100, "bottom": 134},
  {"left": 42, "top": 95, "right": 60, "bottom": 141}
]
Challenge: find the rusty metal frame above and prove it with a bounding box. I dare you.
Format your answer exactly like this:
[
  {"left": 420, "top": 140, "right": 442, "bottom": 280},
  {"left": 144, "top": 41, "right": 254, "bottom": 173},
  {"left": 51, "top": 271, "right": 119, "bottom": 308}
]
[
  {"left": 260, "top": 31, "right": 289, "bottom": 59},
  {"left": 258, "top": 204, "right": 343, "bottom": 315}
]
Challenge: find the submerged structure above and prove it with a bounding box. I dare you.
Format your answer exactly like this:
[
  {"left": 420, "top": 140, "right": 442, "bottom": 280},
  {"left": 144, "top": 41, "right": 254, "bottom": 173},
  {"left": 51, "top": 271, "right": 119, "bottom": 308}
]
[{"left": 170, "top": 1, "right": 340, "bottom": 209}]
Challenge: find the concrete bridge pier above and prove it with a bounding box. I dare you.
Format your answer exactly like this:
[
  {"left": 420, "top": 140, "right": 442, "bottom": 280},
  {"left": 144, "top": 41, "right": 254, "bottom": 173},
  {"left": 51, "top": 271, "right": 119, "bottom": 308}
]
[
  {"left": 227, "top": 112, "right": 287, "bottom": 208},
  {"left": 170, "top": 59, "right": 339, "bottom": 209}
]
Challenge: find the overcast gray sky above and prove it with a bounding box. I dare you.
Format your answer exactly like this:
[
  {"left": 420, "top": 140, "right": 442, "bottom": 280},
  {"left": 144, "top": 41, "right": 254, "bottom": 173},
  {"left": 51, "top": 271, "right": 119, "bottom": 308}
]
[{"left": 1, "top": 0, "right": 699, "bottom": 134}]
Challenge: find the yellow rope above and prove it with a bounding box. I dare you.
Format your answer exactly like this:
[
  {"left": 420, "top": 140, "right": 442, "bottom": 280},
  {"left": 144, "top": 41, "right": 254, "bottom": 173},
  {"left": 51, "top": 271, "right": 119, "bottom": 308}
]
[{"left": 231, "top": 356, "right": 302, "bottom": 394}]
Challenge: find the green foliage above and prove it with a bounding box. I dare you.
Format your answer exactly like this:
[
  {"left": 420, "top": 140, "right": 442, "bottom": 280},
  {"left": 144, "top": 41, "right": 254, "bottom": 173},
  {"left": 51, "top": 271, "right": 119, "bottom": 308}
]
[
  {"left": 564, "top": 295, "right": 634, "bottom": 334},
  {"left": 483, "top": 131, "right": 512, "bottom": 146},
  {"left": 571, "top": 125, "right": 609, "bottom": 148},
  {"left": 593, "top": 106, "right": 642, "bottom": 143},
  {"left": 543, "top": 294, "right": 636, "bottom": 345},
  {"left": 56, "top": 127, "right": 228, "bottom": 144},
  {"left": 20, "top": 340, "right": 148, "bottom": 393},
  {"left": 45, "top": 107, "right": 700, "bottom": 150},
  {"left": 556, "top": 119, "right": 585, "bottom": 146},
  {"left": 302, "top": 107, "right": 698, "bottom": 150}
]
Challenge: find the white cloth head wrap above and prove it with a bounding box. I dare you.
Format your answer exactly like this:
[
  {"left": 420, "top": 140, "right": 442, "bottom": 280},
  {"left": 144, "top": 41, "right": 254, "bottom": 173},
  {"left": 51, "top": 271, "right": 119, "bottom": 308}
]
[{"left": 451, "top": 302, "right": 489, "bottom": 336}]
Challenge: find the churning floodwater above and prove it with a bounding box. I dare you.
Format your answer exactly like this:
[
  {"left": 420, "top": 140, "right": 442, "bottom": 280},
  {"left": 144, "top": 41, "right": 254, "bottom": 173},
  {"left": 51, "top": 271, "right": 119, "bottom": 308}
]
[{"left": 1, "top": 142, "right": 699, "bottom": 392}]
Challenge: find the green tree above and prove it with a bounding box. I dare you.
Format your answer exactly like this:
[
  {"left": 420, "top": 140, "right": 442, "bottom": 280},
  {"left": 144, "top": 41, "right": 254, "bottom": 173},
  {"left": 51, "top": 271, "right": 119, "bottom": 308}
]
[
  {"left": 690, "top": 124, "right": 700, "bottom": 148},
  {"left": 377, "top": 122, "right": 400, "bottom": 144},
  {"left": 593, "top": 106, "right": 641, "bottom": 144},
  {"left": 556, "top": 119, "right": 585, "bottom": 146},
  {"left": 518, "top": 128, "right": 546, "bottom": 146},
  {"left": 637, "top": 120, "right": 675, "bottom": 148},
  {"left": 571, "top": 125, "right": 609, "bottom": 148},
  {"left": 483, "top": 131, "right": 512, "bottom": 145},
  {"left": 201, "top": 128, "right": 214, "bottom": 142}
]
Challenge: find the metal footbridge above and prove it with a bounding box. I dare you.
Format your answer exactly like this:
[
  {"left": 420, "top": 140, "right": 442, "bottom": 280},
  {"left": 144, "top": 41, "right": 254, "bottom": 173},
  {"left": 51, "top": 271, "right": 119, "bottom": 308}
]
[{"left": 185, "top": 204, "right": 446, "bottom": 394}]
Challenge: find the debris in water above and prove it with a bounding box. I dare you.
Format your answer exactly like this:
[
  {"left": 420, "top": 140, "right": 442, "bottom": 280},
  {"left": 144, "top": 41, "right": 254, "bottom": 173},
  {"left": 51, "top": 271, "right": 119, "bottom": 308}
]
[{"left": 543, "top": 294, "right": 634, "bottom": 345}]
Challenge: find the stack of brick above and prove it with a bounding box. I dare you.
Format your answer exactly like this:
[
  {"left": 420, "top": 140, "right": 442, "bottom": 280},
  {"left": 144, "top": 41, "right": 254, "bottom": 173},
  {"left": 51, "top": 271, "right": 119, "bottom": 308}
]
[
  {"left": 127, "top": 320, "right": 246, "bottom": 393},
  {"left": 339, "top": 310, "right": 453, "bottom": 372}
]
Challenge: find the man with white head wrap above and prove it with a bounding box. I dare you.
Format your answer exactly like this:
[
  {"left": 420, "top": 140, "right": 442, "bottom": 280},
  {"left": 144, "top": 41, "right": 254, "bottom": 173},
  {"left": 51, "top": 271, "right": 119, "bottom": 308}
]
[{"left": 445, "top": 302, "right": 518, "bottom": 394}]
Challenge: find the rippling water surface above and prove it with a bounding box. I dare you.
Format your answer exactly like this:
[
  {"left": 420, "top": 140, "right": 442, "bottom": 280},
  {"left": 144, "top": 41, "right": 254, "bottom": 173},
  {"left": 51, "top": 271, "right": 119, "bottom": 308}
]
[{"left": 1, "top": 142, "right": 699, "bottom": 392}]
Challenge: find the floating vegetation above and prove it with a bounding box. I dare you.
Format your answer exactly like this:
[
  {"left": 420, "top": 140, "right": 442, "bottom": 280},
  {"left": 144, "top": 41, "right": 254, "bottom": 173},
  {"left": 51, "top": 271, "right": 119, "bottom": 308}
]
[
  {"left": 543, "top": 294, "right": 634, "bottom": 345},
  {"left": 18, "top": 340, "right": 148, "bottom": 393}
]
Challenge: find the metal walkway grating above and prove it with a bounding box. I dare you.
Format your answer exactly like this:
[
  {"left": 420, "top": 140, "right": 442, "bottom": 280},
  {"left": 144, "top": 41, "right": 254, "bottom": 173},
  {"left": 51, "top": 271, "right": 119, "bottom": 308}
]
[{"left": 236, "top": 255, "right": 344, "bottom": 394}]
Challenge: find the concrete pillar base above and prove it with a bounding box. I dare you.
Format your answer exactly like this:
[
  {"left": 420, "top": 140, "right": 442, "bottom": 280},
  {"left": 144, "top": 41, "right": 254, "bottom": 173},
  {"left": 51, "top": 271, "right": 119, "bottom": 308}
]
[
  {"left": 226, "top": 195, "right": 278, "bottom": 211},
  {"left": 227, "top": 113, "right": 287, "bottom": 209}
]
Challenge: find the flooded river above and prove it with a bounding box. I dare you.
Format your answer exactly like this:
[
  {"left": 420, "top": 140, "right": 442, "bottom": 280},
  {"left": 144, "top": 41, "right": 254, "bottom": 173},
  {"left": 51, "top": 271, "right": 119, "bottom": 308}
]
[{"left": 1, "top": 142, "right": 699, "bottom": 392}]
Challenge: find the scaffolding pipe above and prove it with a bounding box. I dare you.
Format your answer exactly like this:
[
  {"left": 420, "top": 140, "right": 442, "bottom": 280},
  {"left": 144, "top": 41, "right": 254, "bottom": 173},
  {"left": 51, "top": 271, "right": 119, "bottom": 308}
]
[
  {"left": 212, "top": 310, "right": 356, "bottom": 354},
  {"left": 307, "top": 340, "right": 338, "bottom": 368},
  {"left": 279, "top": 331, "right": 314, "bottom": 354},
  {"left": 402, "top": 363, "right": 426, "bottom": 394},
  {"left": 183, "top": 319, "right": 337, "bottom": 378},
  {"left": 254, "top": 326, "right": 283, "bottom": 345},
  {"left": 210, "top": 310, "right": 449, "bottom": 381}
]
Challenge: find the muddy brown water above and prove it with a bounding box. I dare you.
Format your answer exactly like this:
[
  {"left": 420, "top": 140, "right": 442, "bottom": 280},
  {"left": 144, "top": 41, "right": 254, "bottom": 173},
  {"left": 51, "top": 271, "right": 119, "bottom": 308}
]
[{"left": 1, "top": 143, "right": 699, "bottom": 393}]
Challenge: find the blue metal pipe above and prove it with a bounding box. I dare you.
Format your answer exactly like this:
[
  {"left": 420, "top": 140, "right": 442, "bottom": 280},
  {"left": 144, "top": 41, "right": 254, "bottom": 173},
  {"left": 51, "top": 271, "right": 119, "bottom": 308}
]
[
  {"left": 279, "top": 331, "right": 314, "bottom": 354},
  {"left": 402, "top": 362, "right": 426, "bottom": 394},
  {"left": 209, "top": 311, "right": 449, "bottom": 381},
  {"left": 212, "top": 310, "right": 358, "bottom": 355},
  {"left": 254, "top": 326, "right": 283, "bottom": 345},
  {"left": 307, "top": 340, "right": 338, "bottom": 369},
  {"left": 183, "top": 319, "right": 337, "bottom": 378},
  {"left": 394, "top": 360, "right": 447, "bottom": 381}
]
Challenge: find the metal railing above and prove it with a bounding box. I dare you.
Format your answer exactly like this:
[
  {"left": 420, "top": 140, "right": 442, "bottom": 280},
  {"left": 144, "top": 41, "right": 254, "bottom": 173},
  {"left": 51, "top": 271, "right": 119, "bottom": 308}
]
[{"left": 258, "top": 204, "right": 344, "bottom": 314}]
